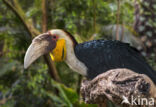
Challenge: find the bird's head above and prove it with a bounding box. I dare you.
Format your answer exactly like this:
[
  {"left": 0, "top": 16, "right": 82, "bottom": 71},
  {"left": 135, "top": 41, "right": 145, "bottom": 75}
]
[{"left": 24, "top": 29, "right": 77, "bottom": 69}]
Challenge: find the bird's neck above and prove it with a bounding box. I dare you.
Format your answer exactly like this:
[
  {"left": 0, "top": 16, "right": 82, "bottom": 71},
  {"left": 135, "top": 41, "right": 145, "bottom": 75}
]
[{"left": 64, "top": 38, "right": 87, "bottom": 76}]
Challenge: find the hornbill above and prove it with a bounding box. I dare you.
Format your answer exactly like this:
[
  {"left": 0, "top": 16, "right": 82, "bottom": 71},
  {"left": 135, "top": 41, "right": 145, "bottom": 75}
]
[{"left": 24, "top": 29, "right": 156, "bottom": 84}]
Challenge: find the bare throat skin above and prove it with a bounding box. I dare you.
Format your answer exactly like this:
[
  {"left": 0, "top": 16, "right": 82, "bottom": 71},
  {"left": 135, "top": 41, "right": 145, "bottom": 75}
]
[
  {"left": 50, "top": 39, "right": 66, "bottom": 62},
  {"left": 50, "top": 39, "right": 87, "bottom": 76}
]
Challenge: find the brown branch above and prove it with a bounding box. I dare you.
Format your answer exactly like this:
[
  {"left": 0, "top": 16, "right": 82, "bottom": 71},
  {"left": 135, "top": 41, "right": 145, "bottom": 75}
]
[
  {"left": 133, "top": 0, "right": 140, "bottom": 31},
  {"left": 0, "top": 41, "right": 4, "bottom": 57},
  {"left": 115, "top": 0, "right": 120, "bottom": 40},
  {"left": 81, "top": 68, "right": 156, "bottom": 107},
  {"left": 41, "top": 0, "right": 61, "bottom": 82},
  {"left": 42, "top": 0, "right": 48, "bottom": 33},
  {"left": 120, "top": 23, "right": 124, "bottom": 41},
  {"left": 44, "top": 54, "right": 61, "bottom": 82},
  {"left": 13, "top": 0, "right": 40, "bottom": 36},
  {"left": 76, "top": 75, "right": 82, "bottom": 96},
  {"left": 2, "top": 0, "right": 33, "bottom": 37},
  {"left": 3, "top": 0, "right": 60, "bottom": 82},
  {"left": 93, "top": 0, "right": 96, "bottom": 33}
]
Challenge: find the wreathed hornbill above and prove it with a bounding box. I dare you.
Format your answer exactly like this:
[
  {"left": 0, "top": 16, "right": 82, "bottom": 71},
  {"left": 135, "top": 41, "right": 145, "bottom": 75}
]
[{"left": 24, "top": 29, "right": 156, "bottom": 84}]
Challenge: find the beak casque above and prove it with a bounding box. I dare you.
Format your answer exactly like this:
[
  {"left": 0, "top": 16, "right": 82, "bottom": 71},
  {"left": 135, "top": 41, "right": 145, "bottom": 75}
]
[{"left": 24, "top": 33, "right": 56, "bottom": 69}]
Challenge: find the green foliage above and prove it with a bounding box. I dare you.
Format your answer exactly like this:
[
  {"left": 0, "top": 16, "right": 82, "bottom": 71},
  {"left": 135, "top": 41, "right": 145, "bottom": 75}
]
[{"left": 0, "top": 0, "right": 155, "bottom": 107}]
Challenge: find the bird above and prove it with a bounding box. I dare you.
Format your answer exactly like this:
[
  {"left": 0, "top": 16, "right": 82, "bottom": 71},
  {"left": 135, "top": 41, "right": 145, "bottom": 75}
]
[{"left": 24, "top": 29, "right": 156, "bottom": 84}]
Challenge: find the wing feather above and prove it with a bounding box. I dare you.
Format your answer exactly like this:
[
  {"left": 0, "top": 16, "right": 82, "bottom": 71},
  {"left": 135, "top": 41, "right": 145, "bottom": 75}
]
[{"left": 74, "top": 40, "right": 156, "bottom": 83}]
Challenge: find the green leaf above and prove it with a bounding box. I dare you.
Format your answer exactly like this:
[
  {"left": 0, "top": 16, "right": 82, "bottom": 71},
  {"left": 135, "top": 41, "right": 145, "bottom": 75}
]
[{"left": 0, "top": 58, "right": 19, "bottom": 77}]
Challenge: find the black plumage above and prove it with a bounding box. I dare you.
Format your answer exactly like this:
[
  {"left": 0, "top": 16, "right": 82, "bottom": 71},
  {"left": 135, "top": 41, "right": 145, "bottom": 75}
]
[{"left": 74, "top": 40, "right": 156, "bottom": 83}]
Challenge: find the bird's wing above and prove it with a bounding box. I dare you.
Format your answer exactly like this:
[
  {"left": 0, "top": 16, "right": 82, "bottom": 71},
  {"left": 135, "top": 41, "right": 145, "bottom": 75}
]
[{"left": 74, "top": 40, "right": 156, "bottom": 83}]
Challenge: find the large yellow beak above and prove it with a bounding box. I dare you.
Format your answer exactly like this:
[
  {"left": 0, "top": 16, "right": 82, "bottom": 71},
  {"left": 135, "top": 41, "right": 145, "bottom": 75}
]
[{"left": 24, "top": 33, "right": 56, "bottom": 69}]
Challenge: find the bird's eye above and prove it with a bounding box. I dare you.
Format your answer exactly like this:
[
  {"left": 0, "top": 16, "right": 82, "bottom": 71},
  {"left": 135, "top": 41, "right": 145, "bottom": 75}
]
[
  {"left": 52, "top": 35, "right": 58, "bottom": 40},
  {"left": 53, "top": 36, "right": 56, "bottom": 39}
]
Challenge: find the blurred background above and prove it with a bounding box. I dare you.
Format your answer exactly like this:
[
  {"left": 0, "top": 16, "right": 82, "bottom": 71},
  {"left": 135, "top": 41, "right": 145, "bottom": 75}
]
[{"left": 0, "top": 0, "right": 156, "bottom": 107}]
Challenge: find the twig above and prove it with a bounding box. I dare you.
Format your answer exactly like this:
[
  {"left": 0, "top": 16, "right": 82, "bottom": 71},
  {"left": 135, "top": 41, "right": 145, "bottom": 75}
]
[
  {"left": 42, "top": 0, "right": 48, "bottom": 33},
  {"left": 41, "top": 0, "right": 61, "bottom": 82},
  {"left": 2, "top": 0, "right": 33, "bottom": 37},
  {"left": 3, "top": 0, "right": 60, "bottom": 82},
  {"left": 121, "top": 23, "right": 124, "bottom": 41},
  {"left": 115, "top": 0, "right": 120, "bottom": 40},
  {"left": 93, "top": 0, "right": 96, "bottom": 33}
]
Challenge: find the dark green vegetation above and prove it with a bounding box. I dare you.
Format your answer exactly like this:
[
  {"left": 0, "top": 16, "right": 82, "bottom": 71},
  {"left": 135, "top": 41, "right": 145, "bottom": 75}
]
[{"left": 0, "top": 0, "right": 156, "bottom": 107}]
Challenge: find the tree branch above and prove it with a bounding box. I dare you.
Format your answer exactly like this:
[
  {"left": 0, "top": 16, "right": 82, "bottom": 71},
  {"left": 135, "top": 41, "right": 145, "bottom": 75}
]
[
  {"left": 2, "top": 0, "right": 33, "bottom": 37},
  {"left": 41, "top": 0, "right": 61, "bottom": 82},
  {"left": 81, "top": 68, "right": 156, "bottom": 106},
  {"left": 3, "top": 0, "right": 60, "bottom": 82},
  {"left": 93, "top": 0, "right": 96, "bottom": 33},
  {"left": 115, "top": 0, "right": 120, "bottom": 40}
]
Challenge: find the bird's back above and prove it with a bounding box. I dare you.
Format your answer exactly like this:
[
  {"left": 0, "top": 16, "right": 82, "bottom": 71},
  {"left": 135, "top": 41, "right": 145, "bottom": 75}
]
[{"left": 74, "top": 40, "right": 156, "bottom": 83}]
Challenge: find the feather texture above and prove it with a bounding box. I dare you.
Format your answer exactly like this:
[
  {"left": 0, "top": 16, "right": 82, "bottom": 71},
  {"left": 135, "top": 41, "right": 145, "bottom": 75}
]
[{"left": 74, "top": 40, "right": 156, "bottom": 83}]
